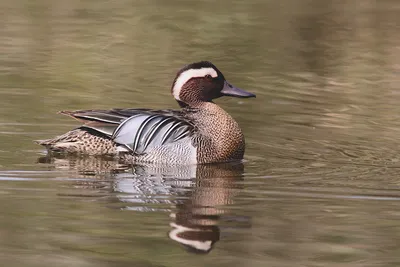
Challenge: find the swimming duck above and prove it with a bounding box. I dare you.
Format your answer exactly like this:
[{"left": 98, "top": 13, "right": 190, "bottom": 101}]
[{"left": 37, "top": 61, "right": 255, "bottom": 164}]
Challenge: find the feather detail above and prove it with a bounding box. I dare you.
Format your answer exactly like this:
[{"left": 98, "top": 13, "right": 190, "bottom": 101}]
[
  {"left": 59, "top": 110, "right": 126, "bottom": 124},
  {"left": 80, "top": 121, "right": 119, "bottom": 137},
  {"left": 46, "top": 108, "right": 197, "bottom": 157},
  {"left": 112, "top": 113, "right": 193, "bottom": 154}
]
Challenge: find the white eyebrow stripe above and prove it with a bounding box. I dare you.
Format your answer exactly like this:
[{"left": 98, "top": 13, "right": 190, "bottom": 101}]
[{"left": 173, "top": 67, "right": 218, "bottom": 100}]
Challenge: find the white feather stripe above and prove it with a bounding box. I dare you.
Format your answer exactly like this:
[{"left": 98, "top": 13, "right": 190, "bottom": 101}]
[
  {"left": 143, "top": 117, "right": 174, "bottom": 149},
  {"left": 173, "top": 67, "right": 218, "bottom": 100},
  {"left": 112, "top": 115, "right": 149, "bottom": 148},
  {"left": 132, "top": 115, "right": 157, "bottom": 152},
  {"left": 160, "top": 121, "right": 186, "bottom": 145}
]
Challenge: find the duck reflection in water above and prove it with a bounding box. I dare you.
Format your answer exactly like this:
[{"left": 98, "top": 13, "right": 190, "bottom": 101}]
[
  {"left": 38, "top": 155, "right": 247, "bottom": 254},
  {"left": 168, "top": 163, "right": 244, "bottom": 254}
]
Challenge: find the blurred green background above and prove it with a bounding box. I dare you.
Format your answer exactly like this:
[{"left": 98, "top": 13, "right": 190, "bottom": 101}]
[{"left": 1, "top": 0, "right": 400, "bottom": 266}]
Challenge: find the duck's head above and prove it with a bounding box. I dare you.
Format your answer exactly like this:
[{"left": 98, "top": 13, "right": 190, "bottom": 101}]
[{"left": 171, "top": 61, "right": 255, "bottom": 107}]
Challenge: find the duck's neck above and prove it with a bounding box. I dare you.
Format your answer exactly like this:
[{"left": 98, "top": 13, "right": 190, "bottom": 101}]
[
  {"left": 187, "top": 102, "right": 245, "bottom": 162},
  {"left": 177, "top": 100, "right": 189, "bottom": 108}
]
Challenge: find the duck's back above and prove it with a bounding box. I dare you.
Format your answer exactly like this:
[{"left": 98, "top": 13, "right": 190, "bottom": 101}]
[
  {"left": 38, "top": 104, "right": 245, "bottom": 164},
  {"left": 37, "top": 108, "right": 199, "bottom": 164}
]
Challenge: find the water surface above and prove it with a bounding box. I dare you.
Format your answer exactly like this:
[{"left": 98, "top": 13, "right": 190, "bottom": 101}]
[{"left": 1, "top": 0, "right": 400, "bottom": 266}]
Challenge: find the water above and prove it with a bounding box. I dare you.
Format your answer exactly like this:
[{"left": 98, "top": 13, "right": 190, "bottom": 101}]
[{"left": 1, "top": 0, "right": 400, "bottom": 266}]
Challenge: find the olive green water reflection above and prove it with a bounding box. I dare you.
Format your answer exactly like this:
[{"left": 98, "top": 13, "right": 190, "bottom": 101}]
[{"left": 1, "top": 0, "right": 400, "bottom": 266}]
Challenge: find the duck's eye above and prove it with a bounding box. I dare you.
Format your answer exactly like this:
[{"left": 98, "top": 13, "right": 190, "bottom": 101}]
[{"left": 205, "top": 74, "right": 212, "bottom": 79}]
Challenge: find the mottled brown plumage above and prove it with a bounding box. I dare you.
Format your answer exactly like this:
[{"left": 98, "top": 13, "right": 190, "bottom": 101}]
[
  {"left": 188, "top": 102, "right": 245, "bottom": 163},
  {"left": 37, "top": 61, "right": 255, "bottom": 164}
]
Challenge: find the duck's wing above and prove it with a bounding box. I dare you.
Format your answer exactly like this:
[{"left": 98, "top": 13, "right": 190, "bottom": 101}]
[
  {"left": 60, "top": 108, "right": 196, "bottom": 154},
  {"left": 59, "top": 109, "right": 131, "bottom": 137}
]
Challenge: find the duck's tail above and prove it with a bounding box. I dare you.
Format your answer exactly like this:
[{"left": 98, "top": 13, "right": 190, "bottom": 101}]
[{"left": 35, "top": 128, "right": 118, "bottom": 155}]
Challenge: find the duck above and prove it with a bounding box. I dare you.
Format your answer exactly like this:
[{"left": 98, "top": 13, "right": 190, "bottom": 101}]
[{"left": 37, "top": 61, "right": 255, "bottom": 164}]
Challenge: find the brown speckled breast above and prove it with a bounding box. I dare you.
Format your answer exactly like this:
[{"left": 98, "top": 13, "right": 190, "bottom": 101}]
[{"left": 187, "top": 102, "right": 245, "bottom": 163}]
